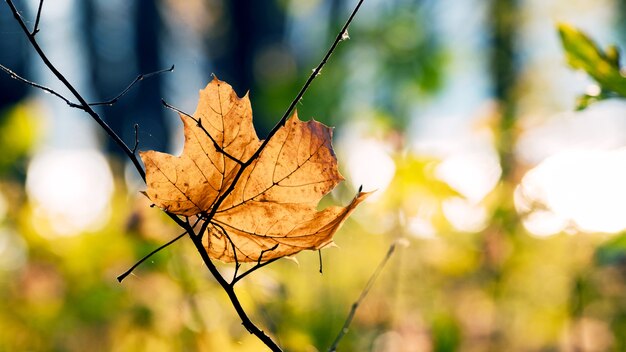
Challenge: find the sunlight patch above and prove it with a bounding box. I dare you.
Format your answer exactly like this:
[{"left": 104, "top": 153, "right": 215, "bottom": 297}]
[
  {"left": 435, "top": 151, "right": 501, "bottom": 203},
  {"left": 345, "top": 138, "right": 396, "bottom": 199},
  {"left": 442, "top": 197, "right": 489, "bottom": 233},
  {"left": 516, "top": 149, "right": 626, "bottom": 235},
  {"left": 26, "top": 149, "right": 114, "bottom": 236}
]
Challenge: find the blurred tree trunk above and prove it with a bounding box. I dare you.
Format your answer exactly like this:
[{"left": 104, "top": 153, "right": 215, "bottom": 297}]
[
  {"left": 0, "top": 0, "right": 29, "bottom": 110},
  {"left": 485, "top": 0, "right": 520, "bottom": 350},
  {"left": 132, "top": 0, "right": 168, "bottom": 152},
  {"left": 81, "top": 0, "right": 168, "bottom": 156},
  {"left": 489, "top": 0, "right": 518, "bottom": 181},
  {"left": 204, "top": 1, "right": 287, "bottom": 136}
]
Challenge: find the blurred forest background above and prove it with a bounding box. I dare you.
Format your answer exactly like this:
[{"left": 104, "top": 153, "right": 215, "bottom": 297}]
[{"left": 2, "top": 0, "right": 626, "bottom": 351}]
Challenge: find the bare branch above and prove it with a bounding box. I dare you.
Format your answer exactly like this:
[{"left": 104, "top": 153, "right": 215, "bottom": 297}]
[
  {"left": 232, "top": 256, "right": 280, "bottom": 286},
  {"left": 247, "top": 0, "right": 365, "bottom": 163},
  {"left": 257, "top": 244, "right": 279, "bottom": 265},
  {"left": 4, "top": 0, "right": 368, "bottom": 350},
  {"left": 328, "top": 241, "right": 398, "bottom": 352},
  {"left": 0, "top": 63, "right": 81, "bottom": 108},
  {"left": 132, "top": 123, "right": 139, "bottom": 154},
  {"left": 201, "top": 0, "right": 367, "bottom": 234},
  {"left": 32, "top": 0, "right": 44, "bottom": 35},
  {"left": 161, "top": 98, "right": 189, "bottom": 115},
  {"left": 117, "top": 227, "right": 192, "bottom": 283},
  {"left": 89, "top": 65, "right": 174, "bottom": 107},
  {"left": 179, "top": 0, "right": 369, "bottom": 342},
  {"left": 185, "top": 221, "right": 282, "bottom": 350},
  {"left": 4, "top": 0, "right": 146, "bottom": 180}
]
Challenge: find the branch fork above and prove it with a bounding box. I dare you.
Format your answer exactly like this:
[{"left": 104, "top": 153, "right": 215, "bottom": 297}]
[{"left": 2, "top": 0, "right": 367, "bottom": 351}]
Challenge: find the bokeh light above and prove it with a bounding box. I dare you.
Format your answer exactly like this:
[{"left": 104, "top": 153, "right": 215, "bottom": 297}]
[
  {"left": 26, "top": 149, "right": 114, "bottom": 236},
  {"left": 442, "top": 197, "right": 488, "bottom": 233},
  {"left": 0, "top": 229, "right": 27, "bottom": 272},
  {"left": 516, "top": 149, "right": 626, "bottom": 235},
  {"left": 344, "top": 136, "right": 396, "bottom": 198},
  {"left": 2, "top": 0, "right": 626, "bottom": 351},
  {"left": 435, "top": 150, "right": 501, "bottom": 204}
]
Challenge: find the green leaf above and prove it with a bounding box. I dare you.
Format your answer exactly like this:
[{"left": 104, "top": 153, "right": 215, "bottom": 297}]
[
  {"left": 557, "top": 23, "right": 626, "bottom": 99},
  {"left": 574, "top": 91, "right": 616, "bottom": 111}
]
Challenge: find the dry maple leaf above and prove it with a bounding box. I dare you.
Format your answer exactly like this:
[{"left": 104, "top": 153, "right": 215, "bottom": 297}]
[{"left": 140, "top": 77, "right": 368, "bottom": 262}]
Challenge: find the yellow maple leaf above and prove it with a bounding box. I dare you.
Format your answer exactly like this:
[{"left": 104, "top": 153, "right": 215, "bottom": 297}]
[{"left": 140, "top": 77, "right": 368, "bottom": 262}]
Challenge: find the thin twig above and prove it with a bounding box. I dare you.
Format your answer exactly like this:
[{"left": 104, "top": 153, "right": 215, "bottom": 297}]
[
  {"left": 232, "top": 257, "right": 280, "bottom": 286},
  {"left": 0, "top": 63, "right": 81, "bottom": 108},
  {"left": 4, "top": 0, "right": 368, "bottom": 350},
  {"left": 197, "top": 117, "right": 244, "bottom": 164},
  {"left": 319, "top": 249, "right": 323, "bottom": 274},
  {"left": 161, "top": 98, "right": 189, "bottom": 114},
  {"left": 3, "top": 2, "right": 190, "bottom": 234},
  {"left": 186, "top": 219, "right": 283, "bottom": 351},
  {"left": 247, "top": 0, "right": 364, "bottom": 162},
  {"left": 2, "top": 0, "right": 276, "bottom": 348},
  {"left": 161, "top": 99, "right": 244, "bottom": 165},
  {"left": 4, "top": 0, "right": 145, "bottom": 179},
  {"left": 132, "top": 123, "right": 139, "bottom": 154},
  {"left": 32, "top": 0, "right": 44, "bottom": 35},
  {"left": 89, "top": 65, "right": 174, "bottom": 106},
  {"left": 183, "top": 0, "right": 367, "bottom": 344},
  {"left": 257, "top": 244, "right": 280, "bottom": 265},
  {"left": 328, "top": 242, "right": 398, "bottom": 352},
  {"left": 200, "top": 0, "right": 366, "bottom": 233},
  {"left": 117, "top": 225, "right": 197, "bottom": 283}
]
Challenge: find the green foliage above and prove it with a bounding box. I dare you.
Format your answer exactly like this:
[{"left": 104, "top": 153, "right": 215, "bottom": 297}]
[
  {"left": 432, "top": 313, "right": 461, "bottom": 352},
  {"left": 558, "top": 23, "right": 626, "bottom": 109},
  {"left": 6, "top": 6, "right": 626, "bottom": 352},
  {"left": 557, "top": 28, "right": 626, "bottom": 346},
  {"left": 295, "top": 5, "right": 445, "bottom": 131},
  {"left": 0, "top": 102, "right": 40, "bottom": 176}
]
